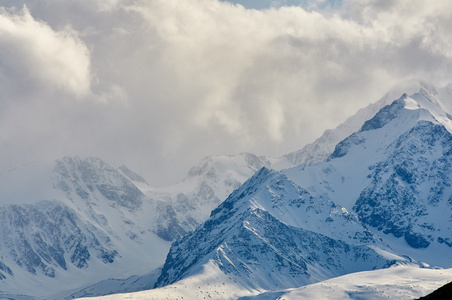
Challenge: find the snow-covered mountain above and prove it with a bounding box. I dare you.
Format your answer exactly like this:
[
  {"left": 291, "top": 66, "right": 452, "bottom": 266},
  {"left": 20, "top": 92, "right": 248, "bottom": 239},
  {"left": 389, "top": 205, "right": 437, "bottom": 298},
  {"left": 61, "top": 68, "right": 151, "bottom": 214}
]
[
  {"left": 147, "top": 152, "right": 273, "bottom": 240},
  {"left": 0, "top": 153, "right": 282, "bottom": 298},
  {"left": 0, "top": 150, "right": 278, "bottom": 298},
  {"left": 154, "top": 167, "right": 411, "bottom": 292},
  {"left": 283, "top": 84, "right": 452, "bottom": 266},
  {"left": 279, "top": 89, "right": 394, "bottom": 168},
  {"left": 0, "top": 157, "right": 173, "bottom": 299},
  {"left": 2, "top": 82, "right": 452, "bottom": 299},
  {"left": 149, "top": 82, "right": 452, "bottom": 297}
]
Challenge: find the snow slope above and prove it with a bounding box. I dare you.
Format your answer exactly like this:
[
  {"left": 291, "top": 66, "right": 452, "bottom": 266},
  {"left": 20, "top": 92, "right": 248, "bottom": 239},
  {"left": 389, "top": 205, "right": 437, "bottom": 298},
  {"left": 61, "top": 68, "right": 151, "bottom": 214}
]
[
  {"left": 279, "top": 266, "right": 452, "bottom": 300},
  {"left": 80, "top": 260, "right": 258, "bottom": 300},
  {"left": 80, "top": 266, "right": 452, "bottom": 300}
]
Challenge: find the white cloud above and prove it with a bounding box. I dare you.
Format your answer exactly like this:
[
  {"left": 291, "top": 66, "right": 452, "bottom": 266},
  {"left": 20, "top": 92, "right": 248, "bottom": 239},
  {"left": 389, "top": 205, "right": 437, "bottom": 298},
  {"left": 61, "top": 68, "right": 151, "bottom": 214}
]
[
  {"left": 0, "top": 6, "right": 91, "bottom": 98},
  {"left": 0, "top": 0, "right": 451, "bottom": 185},
  {"left": 127, "top": 0, "right": 452, "bottom": 139}
]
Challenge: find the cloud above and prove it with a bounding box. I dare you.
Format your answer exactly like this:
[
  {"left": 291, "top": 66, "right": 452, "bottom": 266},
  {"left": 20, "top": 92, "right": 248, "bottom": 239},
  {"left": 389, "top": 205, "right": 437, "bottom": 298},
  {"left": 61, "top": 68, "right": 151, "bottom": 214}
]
[
  {"left": 0, "top": 6, "right": 91, "bottom": 99},
  {"left": 220, "top": 0, "right": 342, "bottom": 10},
  {"left": 0, "top": 0, "right": 451, "bottom": 185},
  {"left": 127, "top": 0, "right": 452, "bottom": 135}
]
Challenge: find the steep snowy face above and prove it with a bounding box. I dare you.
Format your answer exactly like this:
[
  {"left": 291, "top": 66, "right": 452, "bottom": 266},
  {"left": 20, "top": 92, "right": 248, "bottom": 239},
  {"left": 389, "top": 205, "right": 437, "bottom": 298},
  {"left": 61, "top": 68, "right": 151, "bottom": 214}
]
[
  {"left": 354, "top": 121, "right": 452, "bottom": 249},
  {"left": 155, "top": 168, "right": 406, "bottom": 291},
  {"left": 0, "top": 157, "right": 171, "bottom": 299},
  {"left": 280, "top": 81, "right": 452, "bottom": 169},
  {"left": 284, "top": 89, "right": 452, "bottom": 257},
  {"left": 0, "top": 201, "right": 117, "bottom": 280},
  {"left": 334, "top": 95, "right": 452, "bottom": 250},
  {"left": 283, "top": 95, "right": 433, "bottom": 212},
  {"left": 328, "top": 95, "right": 430, "bottom": 162},
  {"left": 278, "top": 89, "right": 395, "bottom": 168},
  {"left": 55, "top": 157, "right": 144, "bottom": 211},
  {"left": 53, "top": 157, "right": 189, "bottom": 243}
]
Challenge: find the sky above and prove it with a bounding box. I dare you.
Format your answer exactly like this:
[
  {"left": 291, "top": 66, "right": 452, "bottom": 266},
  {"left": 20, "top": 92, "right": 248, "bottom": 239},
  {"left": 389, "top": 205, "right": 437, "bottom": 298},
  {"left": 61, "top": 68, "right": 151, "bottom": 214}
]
[{"left": 0, "top": 0, "right": 451, "bottom": 185}]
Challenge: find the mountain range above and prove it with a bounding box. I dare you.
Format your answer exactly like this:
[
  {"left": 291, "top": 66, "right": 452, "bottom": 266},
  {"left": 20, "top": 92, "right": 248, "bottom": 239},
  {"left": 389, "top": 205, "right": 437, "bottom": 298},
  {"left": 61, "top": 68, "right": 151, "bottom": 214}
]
[
  {"left": 0, "top": 82, "right": 451, "bottom": 299},
  {"left": 152, "top": 82, "right": 452, "bottom": 295}
]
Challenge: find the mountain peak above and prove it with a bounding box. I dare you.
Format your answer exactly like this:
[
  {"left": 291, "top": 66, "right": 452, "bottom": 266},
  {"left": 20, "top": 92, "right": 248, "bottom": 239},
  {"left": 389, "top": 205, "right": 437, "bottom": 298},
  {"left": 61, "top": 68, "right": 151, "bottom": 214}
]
[
  {"left": 359, "top": 95, "right": 407, "bottom": 132},
  {"left": 55, "top": 156, "right": 145, "bottom": 211},
  {"left": 155, "top": 164, "right": 407, "bottom": 291}
]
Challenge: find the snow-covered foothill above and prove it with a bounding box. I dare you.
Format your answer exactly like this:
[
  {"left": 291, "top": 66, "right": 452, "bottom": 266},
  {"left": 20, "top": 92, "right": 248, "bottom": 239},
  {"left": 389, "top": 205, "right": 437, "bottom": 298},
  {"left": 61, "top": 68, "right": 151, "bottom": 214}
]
[{"left": 279, "top": 266, "right": 452, "bottom": 300}]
